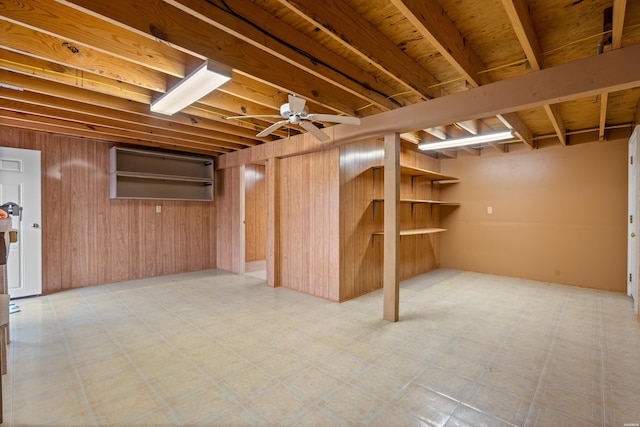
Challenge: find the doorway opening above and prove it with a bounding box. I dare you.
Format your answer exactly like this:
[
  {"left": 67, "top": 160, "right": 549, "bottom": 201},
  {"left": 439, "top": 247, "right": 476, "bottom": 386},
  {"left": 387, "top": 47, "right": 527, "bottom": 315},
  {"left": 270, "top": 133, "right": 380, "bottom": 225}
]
[{"left": 244, "top": 163, "right": 267, "bottom": 281}]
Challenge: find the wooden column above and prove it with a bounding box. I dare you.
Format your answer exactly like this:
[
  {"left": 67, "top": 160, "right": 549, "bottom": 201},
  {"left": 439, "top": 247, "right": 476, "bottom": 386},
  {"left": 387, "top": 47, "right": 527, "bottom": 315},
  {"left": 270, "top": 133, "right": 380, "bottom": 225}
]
[
  {"left": 383, "top": 133, "right": 400, "bottom": 322},
  {"left": 215, "top": 166, "right": 245, "bottom": 274},
  {"left": 266, "top": 157, "right": 281, "bottom": 287}
]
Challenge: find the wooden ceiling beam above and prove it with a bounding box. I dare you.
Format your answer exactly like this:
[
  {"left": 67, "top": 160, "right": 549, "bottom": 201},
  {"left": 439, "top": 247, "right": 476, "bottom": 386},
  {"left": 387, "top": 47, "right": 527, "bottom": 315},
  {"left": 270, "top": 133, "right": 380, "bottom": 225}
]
[
  {"left": 220, "top": 43, "right": 640, "bottom": 168},
  {"left": 220, "top": 74, "right": 288, "bottom": 111},
  {"left": 0, "top": 47, "right": 286, "bottom": 135},
  {"left": 168, "top": 0, "right": 400, "bottom": 111},
  {"left": 598, "top": 93, "right": 609, "bottom": 141},
  {"left": 633, "top": 97, "right": 640, "bottom": 126},
  {"left": 0, "top": 69, "right": 271, "bottom": 142},
  {"left": 0, "top": 49, "right": 152, "bottom": 104},
  {"left": 390, "top": 0, "right": 487, "bottom": 87},
  {"left": 0, "top": 89, "right": 257, "bottom": 149},
  {"left": 500, "top": 0, "right": 543, "bottom": 70},
  {"left": 0, "top": 0, "right": 187, "bottom": 77},
  {"left": 598, "top": 0, "right": 627, "bottom": 141},
  {"left": 279, "top": 0, "right": 440, "bottom": 100},
  {"left": 497, "top": 112, "right": 535, "bottom": 149},
  {"left": 0, "top": 20, "right": 166, "bottom": 92},
  {"left": 333, "top": 43, "right": 640, "bottom": 144},
  {"left": 0, "top": 113, "right": 225, "bottom": 155},
  {"left": 500, "top": 0, "right": 566, "bottom": 146},
  {"left": 0, "top": 100, "right": 237, "bottom": 152},
  {"left": 612, "top": 0, "right": 628, "bottom": 50},
  {"left": 61, "top": 0, "right": 364, "bottom": 116},
  {"left": 486, "top": 143, "right": 508, "bottom": 153},
  {"left": 391, "top": 0, "right": 535, "bottom": 150},
  {"left": 542, "top": 104, "right": 566, "bottom": 145}
]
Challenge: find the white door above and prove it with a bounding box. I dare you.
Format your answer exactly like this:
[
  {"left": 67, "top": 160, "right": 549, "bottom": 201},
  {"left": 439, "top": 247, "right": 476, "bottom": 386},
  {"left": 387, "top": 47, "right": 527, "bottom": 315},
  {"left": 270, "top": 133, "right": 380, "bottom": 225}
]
[
  {"left": 0, "top": 147, "right": 42, "bottom": 298},
  {"left": 628, "top": 126, "right": 639, "bottom": 316}
]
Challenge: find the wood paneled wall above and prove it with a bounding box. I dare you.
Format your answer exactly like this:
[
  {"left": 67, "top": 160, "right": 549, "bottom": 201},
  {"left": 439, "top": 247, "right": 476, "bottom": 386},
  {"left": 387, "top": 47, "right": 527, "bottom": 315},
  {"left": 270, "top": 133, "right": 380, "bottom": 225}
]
[
  {"left": 440, "top": 139, "right": 628, "bottom": 292},
  {"left": 215, "top": 166, "right": 244, "bottom": 273},
  {"left": 279, "top": 149, "right": 340, "bottom": 300},
  {"left": 244, "top": 164, "right": 266, "bottom": 262},
  {"left": 338, "top": 138, "right": 444, "bottom": 301},
  {"left": 0, "top": 127, "right": 216, "bottom": 294}
]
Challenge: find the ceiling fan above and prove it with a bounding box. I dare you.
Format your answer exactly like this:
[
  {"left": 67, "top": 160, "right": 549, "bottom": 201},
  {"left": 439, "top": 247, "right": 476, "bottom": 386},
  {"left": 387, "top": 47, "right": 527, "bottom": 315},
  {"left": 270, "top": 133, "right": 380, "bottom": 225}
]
[{"left": 227, "top": 95, "right": 361, "bottom": 142}]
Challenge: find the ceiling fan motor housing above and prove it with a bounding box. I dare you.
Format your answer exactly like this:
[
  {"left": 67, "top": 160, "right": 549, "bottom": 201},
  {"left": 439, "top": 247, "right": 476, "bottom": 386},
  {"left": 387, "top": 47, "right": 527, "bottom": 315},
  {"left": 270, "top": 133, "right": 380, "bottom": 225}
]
[{"left": 280, "top": 103, "right": 308, "bottom": 123}]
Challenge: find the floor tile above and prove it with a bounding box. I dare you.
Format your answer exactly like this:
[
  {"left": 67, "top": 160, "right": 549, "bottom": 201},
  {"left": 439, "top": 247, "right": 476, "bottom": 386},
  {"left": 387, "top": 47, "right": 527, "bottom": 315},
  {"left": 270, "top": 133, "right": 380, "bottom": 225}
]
[
  {"left": 393, "top": 383, "right": 459, "bottom": 426},
  {"left": 3, "top": 268, "right": 639, "bottom": 426},
  {"left": 462, "top": 383, "right": 530, "bottom": 426}
]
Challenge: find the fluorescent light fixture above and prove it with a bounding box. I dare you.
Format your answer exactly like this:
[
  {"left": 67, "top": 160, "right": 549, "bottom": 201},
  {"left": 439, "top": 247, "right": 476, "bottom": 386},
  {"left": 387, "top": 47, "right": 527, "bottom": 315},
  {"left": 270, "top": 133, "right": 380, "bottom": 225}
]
[
  {"left": 418, "top": 130, "right": 514, "bottom": 150},
  {"left": 151, "top": 60, "right": 232, "bottom": 115},
  {"left": 424, "top": 127, "right": 447, "bottom": 140}
]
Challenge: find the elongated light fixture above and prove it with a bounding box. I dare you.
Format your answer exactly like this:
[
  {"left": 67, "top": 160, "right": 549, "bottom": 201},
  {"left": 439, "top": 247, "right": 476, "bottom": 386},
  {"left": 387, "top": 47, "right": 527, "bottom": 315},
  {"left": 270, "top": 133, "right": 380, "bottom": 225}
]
[
  {"left": 418, "top": 130, "right": 514, "bottom": 151},
  {"left": 151, "top": 60, "right": 232, "bottom": 115}
]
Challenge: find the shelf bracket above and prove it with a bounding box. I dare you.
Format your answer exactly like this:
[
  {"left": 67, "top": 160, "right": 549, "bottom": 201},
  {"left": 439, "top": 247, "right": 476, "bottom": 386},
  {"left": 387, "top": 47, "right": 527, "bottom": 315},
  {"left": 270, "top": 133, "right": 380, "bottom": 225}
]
[{"left": 372, "top": 167, "right": 382, "bottom": 189}]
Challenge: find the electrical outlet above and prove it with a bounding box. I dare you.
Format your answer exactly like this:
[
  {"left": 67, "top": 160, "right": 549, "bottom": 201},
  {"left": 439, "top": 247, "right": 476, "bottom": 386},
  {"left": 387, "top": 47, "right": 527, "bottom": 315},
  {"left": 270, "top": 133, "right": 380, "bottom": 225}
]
[
  {"left": 487, "top": 206, "right": 493, "bottom": 214},
  {"left": 156, "top": 205, "right": 161, "bottom": 213}
]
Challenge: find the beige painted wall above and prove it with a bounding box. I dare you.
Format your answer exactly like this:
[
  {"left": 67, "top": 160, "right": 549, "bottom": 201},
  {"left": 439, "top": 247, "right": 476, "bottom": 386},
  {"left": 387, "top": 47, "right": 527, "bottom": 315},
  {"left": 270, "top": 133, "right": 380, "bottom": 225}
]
[{"left": 440, "top": 139, "right": 628, "bottom": 292}]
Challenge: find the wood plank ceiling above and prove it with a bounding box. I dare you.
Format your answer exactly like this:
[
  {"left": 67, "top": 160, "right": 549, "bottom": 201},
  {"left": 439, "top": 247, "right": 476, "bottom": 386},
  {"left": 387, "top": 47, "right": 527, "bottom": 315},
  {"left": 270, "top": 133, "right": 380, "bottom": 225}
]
[{"left": 0, "top": 0, "right": 639, "bottom": 157}]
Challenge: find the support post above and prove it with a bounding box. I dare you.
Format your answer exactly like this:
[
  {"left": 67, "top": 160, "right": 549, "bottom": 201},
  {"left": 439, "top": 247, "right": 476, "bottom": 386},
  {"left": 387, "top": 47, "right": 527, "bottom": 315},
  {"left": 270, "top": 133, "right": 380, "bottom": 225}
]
[
  {"left": 266, "top": 157, "right": 281, "bottom": 287},
  {"left": 383, "top": 133, "right": 400, "bottom": 322}
]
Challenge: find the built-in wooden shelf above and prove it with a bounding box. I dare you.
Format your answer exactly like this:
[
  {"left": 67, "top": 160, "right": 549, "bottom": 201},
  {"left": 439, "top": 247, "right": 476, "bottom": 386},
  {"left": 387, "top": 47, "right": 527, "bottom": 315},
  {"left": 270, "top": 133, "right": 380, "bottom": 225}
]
[
  {"left": 371, "top": 227, "right": 447, "bottom": 246},
  {"left": 110, "top": 147, "right": 214, "bottom": 200},
  {"left": 373, "top": 228, "right": 447, "bottom": 236},
  {"left": 370, "top": 163, "right": 459, "bottom": 246},
  {"left": 371, "top": 164, "right": 458, "bottom": 183},
  {"left": 113, "top": 171, "right": 213, "bottom": 184},
  {"left": 372, "top": 198, "right": 460, "bottom": 205},
  {"left": 371, "top": 199, "right": 460, "bottom": 218}
]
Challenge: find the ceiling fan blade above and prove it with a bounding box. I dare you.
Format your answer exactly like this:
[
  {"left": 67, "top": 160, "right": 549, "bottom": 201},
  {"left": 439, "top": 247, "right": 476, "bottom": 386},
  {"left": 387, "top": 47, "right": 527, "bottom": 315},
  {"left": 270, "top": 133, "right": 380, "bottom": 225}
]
[
  {"left": 226, "top": 114, "right": 281, "bottom": 120},
  {"left": 300, "top": 120, "right": 330, "bottom": 141},
  {"left": 257, "top": 120, "right": 289, "bottom": 137},
  {"left": 288, "top": 94, "right": 306, "bottom": 113},
  {"left": 306, "top": 114, "right": 361, "bottom": 125}
]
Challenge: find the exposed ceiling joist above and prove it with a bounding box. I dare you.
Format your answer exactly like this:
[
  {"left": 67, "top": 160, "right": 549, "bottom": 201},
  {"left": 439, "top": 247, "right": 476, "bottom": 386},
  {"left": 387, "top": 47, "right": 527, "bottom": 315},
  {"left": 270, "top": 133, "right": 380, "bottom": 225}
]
[
  {"left": 279, "top": 0, "right": 440, "bottom": 100},
  {"left": 0, "top": 0, "right": 637, "bottom": 157},
  {"left": 598, "top": 0, "right": 628, "bottom": 141},
  {"left": 333, "top": 43, "right": 640, "bottom": 144}
]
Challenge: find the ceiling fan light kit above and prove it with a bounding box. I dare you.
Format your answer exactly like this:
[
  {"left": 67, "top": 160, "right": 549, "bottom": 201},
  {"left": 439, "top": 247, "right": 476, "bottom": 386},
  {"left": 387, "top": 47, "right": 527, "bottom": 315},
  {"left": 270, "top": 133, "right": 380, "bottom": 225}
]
[
  {"left": 227, "top": 94, "right": 361, "bottom": 142},
  {"left": 150, "top": 60, "right": 232, "bottom": 115}
]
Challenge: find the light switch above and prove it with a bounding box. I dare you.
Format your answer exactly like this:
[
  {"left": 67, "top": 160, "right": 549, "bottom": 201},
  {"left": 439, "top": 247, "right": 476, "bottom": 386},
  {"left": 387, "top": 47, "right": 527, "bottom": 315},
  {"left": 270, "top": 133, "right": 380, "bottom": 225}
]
[
  {"left": 156, "top": 205, "right": 161, "bottom": 213},
  {"left": 487, "top": 206, "right": 493, "bottom": 214}
]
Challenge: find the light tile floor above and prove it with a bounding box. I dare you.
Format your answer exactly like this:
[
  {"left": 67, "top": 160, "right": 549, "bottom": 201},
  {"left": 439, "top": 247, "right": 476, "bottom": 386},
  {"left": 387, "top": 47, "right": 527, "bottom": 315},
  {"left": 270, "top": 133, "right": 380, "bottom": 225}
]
[{"left": 3, "top": 269, "right": 640, "bottom": 426}]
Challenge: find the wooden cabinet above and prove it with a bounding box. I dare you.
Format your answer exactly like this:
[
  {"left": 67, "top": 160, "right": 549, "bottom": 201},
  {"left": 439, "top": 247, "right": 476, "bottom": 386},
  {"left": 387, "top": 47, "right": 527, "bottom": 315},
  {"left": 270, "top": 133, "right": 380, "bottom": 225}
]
[
  {"left": 371, "top": 164, "right": 458, "bottom": 240},
  {"left": 109, "top": 147, "right": 214, "bottom": 200}
]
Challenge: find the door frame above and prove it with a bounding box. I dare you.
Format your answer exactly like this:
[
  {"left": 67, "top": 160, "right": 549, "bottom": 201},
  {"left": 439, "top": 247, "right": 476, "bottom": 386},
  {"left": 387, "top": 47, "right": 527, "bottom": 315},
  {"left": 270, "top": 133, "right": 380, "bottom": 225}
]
[
  {"left": 628, "top": 125, "right": 639, "bottom": 317},
  {"left": 0, "top": 146, "right": 42, "bottom": 298}
]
